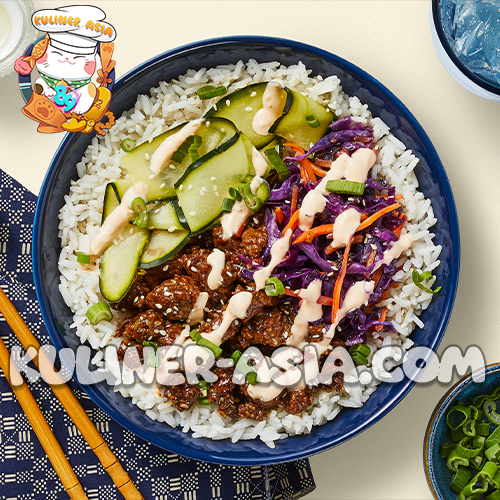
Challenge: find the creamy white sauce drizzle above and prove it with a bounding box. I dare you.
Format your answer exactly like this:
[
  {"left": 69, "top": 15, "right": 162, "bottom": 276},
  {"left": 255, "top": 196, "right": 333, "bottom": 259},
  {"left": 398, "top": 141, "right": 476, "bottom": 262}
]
[
  {"left": 220, "top": 200, "right": 253, "bottom": 240},
  {"left": 316, "top": 149, "right": 377, "bottom": 194},
  {"left": 206, "top": 248, "right": 226, "bottom": 290},
  {"left": 380, "top": 233, "right": 414, "bottom": 268},
  {"left": 251, "top": 147, "right": 268, "bottom": 178},
  {"left": 298, "top": 190, "right": 327, "bottom": 231},
  {"left": 252, "top": 81, "right": 286, "bottom": 136},
  {"left": 91, "top": 182, "right": 149, "bottom": 257},
  {"left": 150, "top": 119, "right": 204, "bottom": 174},
  {"left": 330, "top": 208, "right": 362, "bottom": 249},
  {"left": 253, "top": 229, "right": 292, "bottom": 290},
  {"left": 287, "top": 279, "right": 323, "bottom": 347},
  {"left": 320, "top": 281, "right": 375, "bottom": 354},
  {"left": 201, "top": 291, "right": 253, "bottom": 345},
  {"left": 187, "top": 292, "right": 209, "bottom": 325}
]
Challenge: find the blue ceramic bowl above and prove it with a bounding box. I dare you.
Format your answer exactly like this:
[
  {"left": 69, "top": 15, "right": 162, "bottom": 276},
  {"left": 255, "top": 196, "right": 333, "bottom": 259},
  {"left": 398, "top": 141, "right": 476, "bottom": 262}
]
[
  {"left": 33, "top": 36, "right": 460, "bottom": 465},
  {"left": 424, "top": 364, "right": 500, "bottom": 500}
]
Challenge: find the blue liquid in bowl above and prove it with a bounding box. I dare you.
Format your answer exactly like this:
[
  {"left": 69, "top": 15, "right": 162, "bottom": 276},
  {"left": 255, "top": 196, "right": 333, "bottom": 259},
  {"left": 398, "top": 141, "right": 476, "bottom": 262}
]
[{"left": 440, "top": 0, "right": 500, "bottom": 88}]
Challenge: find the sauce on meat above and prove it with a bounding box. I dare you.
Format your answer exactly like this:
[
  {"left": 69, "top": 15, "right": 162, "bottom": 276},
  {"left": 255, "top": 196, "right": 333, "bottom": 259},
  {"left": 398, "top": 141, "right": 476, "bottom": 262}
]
[
  {"left": 91, "top": 182, "right": 149, "bottom": 257},
  {"left": 150, "top": 119, "right": 204, "bottom": 175},
  {"left": 252, "top": 80, "right": 286, "bottom": 136},
  {"left": 206, "top": 249, "right": 225, "bottom": 290},
  {"left": 187, "top": 292, "right": 209, "bottom": 325},
  {"left": 253, "top": 228, "right": 292, "bottom": 290}
]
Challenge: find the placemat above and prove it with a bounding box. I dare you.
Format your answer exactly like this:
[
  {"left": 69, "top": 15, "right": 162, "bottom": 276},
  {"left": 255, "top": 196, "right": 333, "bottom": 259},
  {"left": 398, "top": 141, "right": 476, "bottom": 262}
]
[{"left": 0, "top": 169, "right": 316, "bottom": 500}]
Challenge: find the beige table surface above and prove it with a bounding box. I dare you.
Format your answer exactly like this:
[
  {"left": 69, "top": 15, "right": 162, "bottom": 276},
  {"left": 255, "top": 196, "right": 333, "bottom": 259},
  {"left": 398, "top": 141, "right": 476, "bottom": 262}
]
[{"left": 1, "top": 0, "right": 500, "bottom": 498}]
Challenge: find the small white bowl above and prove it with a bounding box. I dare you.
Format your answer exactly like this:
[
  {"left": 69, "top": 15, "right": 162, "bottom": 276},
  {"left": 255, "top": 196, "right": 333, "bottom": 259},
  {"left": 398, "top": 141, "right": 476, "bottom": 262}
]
[
  {"left": 0, "top": 0, "right": 37, "bottom": 78},
  {"left": 429, "top": 0, "right": 500, "bottom": 102}
]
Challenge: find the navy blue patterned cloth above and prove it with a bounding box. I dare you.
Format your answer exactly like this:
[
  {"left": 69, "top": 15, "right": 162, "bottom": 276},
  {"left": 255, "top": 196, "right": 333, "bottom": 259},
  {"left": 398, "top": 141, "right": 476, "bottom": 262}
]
[{"left": 0, "top": 170, "right": 316, "bottom": 500}]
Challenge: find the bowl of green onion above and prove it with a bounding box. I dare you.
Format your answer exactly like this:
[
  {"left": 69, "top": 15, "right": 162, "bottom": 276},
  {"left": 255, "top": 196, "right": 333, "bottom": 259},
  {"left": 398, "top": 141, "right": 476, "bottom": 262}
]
[{"left": 425, "top": 363, "right": 500, "bottom": 500}]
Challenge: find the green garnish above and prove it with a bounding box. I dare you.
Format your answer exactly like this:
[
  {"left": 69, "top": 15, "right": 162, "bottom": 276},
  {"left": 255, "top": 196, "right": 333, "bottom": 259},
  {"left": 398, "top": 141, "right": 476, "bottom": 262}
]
[
  {"left": 189, "top": 329, "right": 223, "bottom": 358},
  {"left": 412, "top": 269, "right": 442, "bottom": 294},
  {"left": 198, "top": 396, "right": 211, "bottom": 405},
  {"left": 131, "top": 197, "right": 149, "bottom": 229},
  {"left": 197, "top": 85, "right": 227, "bottom": 100},
  {"left": 305, "top": 114, "right": 320, "bottom": 128},
  {"left": 238, "top": 183, "right": 262, "bottom": 211},
  {"left": 142, "top": 341, "right": 160, "bottom": 367},
  {"left": 77, "top": 252, "right": 91, "bottom": 265},
  {"left": 171, "top": 135, "right": 195, "bottom": 163},
  {"left": 221, "top": 198, "right": 235, "bottom": 212},
  {"left": 264, "top": 148, "right": 290, "bottom": 181},
  {"left": 325, "top": 179, "right": 365, "bottom": 196},
  {"left": 228, "top": 186, "right": 242, "bottom": 201},
  {"left": 449, "top": 468, "right": 471, "bottom": 494},
  {"left": 121, "top": 138, "right": 136, "bottom": 152},
  {"left": 86, "top": 302, "right": 113, "bottom": 325},
  {"left": 264, "top": 277, "right": 284, "bottom": 297},
  {"left": 231, "top": 350, "right": 258, "bottom": 385},
  {"left": 188, "top": 135, "right": 202, "bottom": 162}
]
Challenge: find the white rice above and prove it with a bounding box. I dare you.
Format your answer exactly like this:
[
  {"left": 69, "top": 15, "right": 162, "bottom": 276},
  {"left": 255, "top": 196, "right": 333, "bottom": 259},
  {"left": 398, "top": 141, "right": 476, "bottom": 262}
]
[{"left": 57, "top": 60, "right": 441, "bottom": 447}]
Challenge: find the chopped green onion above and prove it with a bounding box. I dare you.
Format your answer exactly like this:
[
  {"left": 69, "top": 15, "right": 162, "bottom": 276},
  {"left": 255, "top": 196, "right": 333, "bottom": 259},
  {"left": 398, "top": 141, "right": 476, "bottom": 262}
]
[
  {"left": 305, "top": 114, "right": 320, "bottom": 128},
  {"left": 350, "top": 352, "right": 369, "bottom": 365},
  {"left": 264, "top": 277, "right": 284, "bottom": 297},
  {"left": 485, "top": 443, "right": 500, "bottom": 462},
  {"left": 142, "top": 341, "right": 160, "bottom": 367},
  {"left": 486, "top": 426, "right": 500, "bottom": 449},
  {"left": 451, "top": 427, "right": 467, "bottom": 443},
  {"left": 228, "top": 186, "right": 242, "bottom": 201},
  {"left": 325, "top": 179, "right": 365, "bottom": 196},
  {"left": 121, "top": 138, "right": 136, "bottom": 152},
  {"left": 484, "top": 400, "right": 500, "bottom": 426},
  {"left": 447, "top": 404, "right": 472, "bottom": 431},
  {"left": 455, "top": 437, "right": 483, "bottom": 459},
  {"left": 171, "top": 135, "right": 195, "bottom": 163},
  {"left": 131, "top": 197, "right": 149, "bottom": 229},
  {"left": 412, "top": 269, "right": 442, "bottom": 294},
  {"left": 349, "top": 343, "right": 371, "bottom": 359},
  {"left": 462, "top": 461, "right": 498, "bottom": 496},
  {"left": 486, "top": 490, "right": 500, "bottom": 500},
  {"left": 450, "top": 467, "right": 471, "bottom": 494},
  {"left": 188, "top": 135, "right": 202, "bottom": 162},
  {"left": 77, "top": 252, "right": 91, "bottom": 265},
  {"left": 470, "top": 453, "right": 484, "bottom": 470},
  {"left": 197, "top": 85, "right": 227, "bottom": 100},
  {"left": 198, "top": 379, "right": 208, "bottom": 397},
  {"left": 264, "top": 148, "right": 290, "bottom": 181},
  {"left": 198, "top": 396, "right": 211, "bottom": 405},
  {"left": 231, "top": 350, "right": 258, "bottom": 385},
  {"left": 447, "top": 448, "right": 470, "bottom": 472},
  {"left": 189, "top": 329, "right": 223, "bottom": 358},
  {"left": 477, "top": 422, "right": 491, "bottom": 437},
  {"left": 440, "top": 442, "right": 456, "bottom": 458},
  {"left": 238, "top": 183, "right": 262, "bottom": 211},
  {"left": 221, "top": 197, "right": 235, "bottom": 212},
  {"left": 86, "top": 302, "right": 113, "bottom": 325}
]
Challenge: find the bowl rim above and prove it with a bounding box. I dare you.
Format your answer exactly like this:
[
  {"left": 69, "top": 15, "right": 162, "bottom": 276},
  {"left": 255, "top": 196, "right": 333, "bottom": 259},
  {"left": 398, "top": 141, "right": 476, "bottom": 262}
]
[
  {"left": 33, "top": 35, "right": 461, "bottom": 465},
  {"left": 430, "top": 0, "right": 500, "bottom": 97},
  {"left": 423, "top": 362, "right": 500, "bottom": 500}
]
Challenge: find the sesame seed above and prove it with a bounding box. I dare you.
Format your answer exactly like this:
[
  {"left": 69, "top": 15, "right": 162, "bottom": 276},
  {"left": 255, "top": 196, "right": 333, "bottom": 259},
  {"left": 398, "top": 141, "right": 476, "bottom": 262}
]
[
  {"left": 145, "top": 153, "right": 150, "bottom": 160},
  {"left": 201, "top": 186, "right": 207, "bottom": 192},
  {"left": 156, "top": 304, "right": 162, "bottom": 309},
  {"left": 253, "top": 217, "right": 258, "bottom": 224},
  {"left": 210, "top": 176, "right": 217, "bottom": 181},
  {"left": 160, "top": 183, "right": 166, "bottom": 188},
  {"left": 215, "top": 192, "right": 219, "bottom": 197},
  {"left": 166, "top": 308, "right": 172, "bottom": 314},
  {"left": 149, "top": 174, "right": 155, "bottom": 179},
  {"left": 188, "top": 185, "right": 193, "bottom": 190},
  {"left": 245, "top": 106, "right": 252, "bottom": 112},
  {"left": 168, "top": 226, "right": 177, "bottom": 232},
  {"left": 227, "top": 271, "right": 232, "bottom": 277},
  {"left": 169, "top": 164, "right": 176, "bottom": 170},
  {"left": 179, "top": 185, "right": 184, "bottom": 191},
  {"left": 213, "top": 185, "right": 218, "bottom": 191},
  {"left": 129, "top": 228, "right": 134, "bottom": 235},
  {"left": 199, "top": 190, "right": 205, "bottom": 196},
  {"left": 226, "top": 99, "right": 230, "bottom": 106},
  {"left": 191, "top": 266, "right": 198, "bottom": 272},
  {"left": 206, "top": 121, "right": 210, "bottom": 127},
  {"left": 189, "top": 211, "right": 196, "bottom": 216},
  {"left": 250, "top": 91, "right": 257, "bottom": 97},
  {"left": 134, "top": 297, "right": 139, "bottom": 303},
  {"left": 163, "top": 265, "right": 169, "bottom": 271},
  {"left": 221, "top": 128, "right": 225, "bottom": 132}
]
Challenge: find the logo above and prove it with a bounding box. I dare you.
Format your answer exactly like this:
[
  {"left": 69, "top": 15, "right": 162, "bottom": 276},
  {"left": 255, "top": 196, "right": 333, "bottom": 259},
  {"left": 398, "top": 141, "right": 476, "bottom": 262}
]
[{"left": 14, "top": 5, "right": 116, "bottom": 135}]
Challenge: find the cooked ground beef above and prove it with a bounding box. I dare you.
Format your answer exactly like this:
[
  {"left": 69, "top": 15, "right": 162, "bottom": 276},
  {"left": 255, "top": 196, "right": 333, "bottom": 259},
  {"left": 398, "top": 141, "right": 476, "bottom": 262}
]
[
  {"left": 240, "top": 307, "right": 292, "bottom": 346},
  {"left": 240, "top": 226, "right": 268, "bottom": 260},
  {"left": 164, "top": 383, "right": 201, "bottom": 411},
  {"left": 111, "top": 273, "right": 149, "bottom": 312},
  {"left": 284, "top": 390, "right": 314, "bottom": 415}
]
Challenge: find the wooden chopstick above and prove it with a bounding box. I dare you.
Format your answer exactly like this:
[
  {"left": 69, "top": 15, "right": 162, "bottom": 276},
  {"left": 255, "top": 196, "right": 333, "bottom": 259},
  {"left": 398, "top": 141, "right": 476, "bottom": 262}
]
[
  {"left": 0, "top": 287, "right": 144, "bottom": 500},
  {"left": 0, "top": 335, "right": 88, "bottom": 499}
]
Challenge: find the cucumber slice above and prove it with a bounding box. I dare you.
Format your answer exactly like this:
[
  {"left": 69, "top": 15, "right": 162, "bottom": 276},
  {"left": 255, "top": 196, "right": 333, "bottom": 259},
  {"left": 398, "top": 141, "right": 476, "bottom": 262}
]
[
  {"left": 99, "top": 225, "right": 150, "bottom": 302},
  {"left": 140, "top": 229, "right": 190, "bottom": 268},
  {"left": 258, "top": 137, "right": 283, "bottom": 177},
  {"left": 274, "top": 89, "right": 334, "bottom": 150},
  {"left": 102, "top": 183, "right": 120, "bottom": 223},
  {"left": 175, "top": 134, "right": 255, "bottom": 233},
  {"left": 204, "top": 82, "right": 288, "bottom": 149},
  {"left": 148, "top": 200, "right": 186, "bottom": 231},
  {"left": 116, "top": 118, "right": 238, "bottom": 202}
]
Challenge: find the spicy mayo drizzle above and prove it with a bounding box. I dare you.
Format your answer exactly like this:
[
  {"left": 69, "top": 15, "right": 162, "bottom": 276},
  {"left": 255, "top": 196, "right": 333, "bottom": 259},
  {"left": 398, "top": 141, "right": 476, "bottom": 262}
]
[{"left": 252, "top": 81, "right": 286, "bottom": 136}]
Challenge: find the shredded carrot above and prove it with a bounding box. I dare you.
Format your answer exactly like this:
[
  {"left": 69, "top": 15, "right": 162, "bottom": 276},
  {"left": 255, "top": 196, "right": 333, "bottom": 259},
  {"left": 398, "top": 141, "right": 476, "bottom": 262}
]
[
  {"left": 395, "top": 194, "right": 404, "bottom": 200},
  {"left": 325, "top": 234, "right": 363, "bottom": 255},
  {"left": 318, "top": 295, "right": 334, "bottom": 306},
  {"left": 275, "top": 207, "right": 285, "bottom": 225},
  {"left": 364, "top": 249, "right": 377, "bottom": 279},
  {"left": 282, "top": 210, "right": 300, "bottom": 236},
  {"left": 235, "top": 222, "right": 247, "bottom": 238},
  {"left": 332, "top": 237, "right": 352, "bottom": 323},
  {"left": 309, "top": 161, "right": 327, "bottom": 178},
  {"left": 290, "top": 184, "right": 299, "bottom": 215},
  {"left": 293, "top": 224, "right": 333, "bottom": 244},
  {"left": 284, "top": 142, "right": 317, "bottom": 183},
  {"left": 299, "top": 164, "right": 309, "bottom": 183},
  {"left": 372, "top": 267, "right": 384, "bottom": 288},
  {"left": 356, "top": 203, "right": 401, "bottom": 232},
  {"left": 375, "top": 307, "right": 388, "bottom": 332},
  {"left": 315, "top": 158, "right": 332, "bottom": 168},
  {"left": 375, "top": 193, "right": 404, "bottom": 201},
  {"left": 392, "top": 214, "right": 407, "bottom": 238}
]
